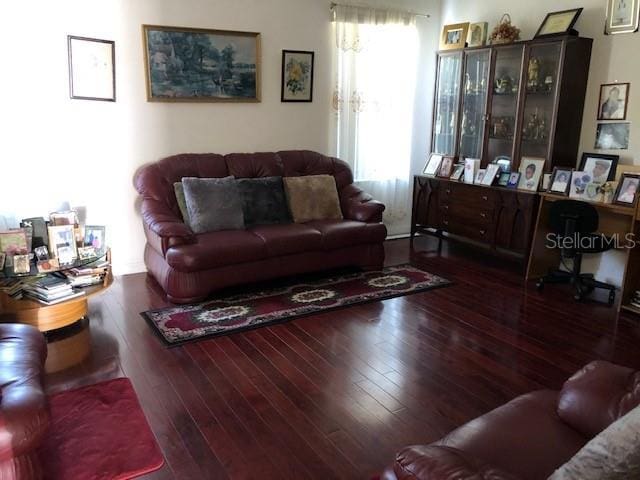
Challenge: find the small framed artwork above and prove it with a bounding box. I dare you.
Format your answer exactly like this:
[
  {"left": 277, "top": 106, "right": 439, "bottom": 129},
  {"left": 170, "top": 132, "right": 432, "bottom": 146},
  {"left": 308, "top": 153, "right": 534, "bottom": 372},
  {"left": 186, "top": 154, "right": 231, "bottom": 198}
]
[
  {"left": 595, "top": 123, "right": 630, "bottom": 150},
  {"left": 534, "top": 8, "right": 583, "bottom": 37},
  {"left": 569, "top": 171, "right": 592, "bottom": 199},
  {"left": 467, "top": 22, "right": 488, "bottom": 47},
  {"left": 423, "top": 154, "right": 443, "bottom": 176},
  {"left": 37, "top": 258, "right": 60, "bottom": 274},
  {"left": 49, "top": 225, "right": 78, "bottom": 264},
  {"left": 78, "top": 246, "right": 97, "bottom": 260},
  {"left": 281, "top": 50, "right": 314, "bottom": 102},
  {"left": 13, "top": 255, "right": 31, "bottom": 275},
  {"left": 0, "top": 230, "right": 28, "bottom": 255},
  {"left": 437, "top": 156, "right": 454, "bottom": 178},
  {"left": 481, "top": 164, "right": 501, "bottom": 186},
  {"left": 549, "top": 167, "right": 573, "bottom": 195},
  {"left": 474, "top": 169, "right": 486, "bottom": 184},
  {"left": 579, "top": 153, "right": 619, "bottom": 182},
  {"left": 541, "top": 173, "right": 552, "bottom": 191},
  {"left": 450, "top": 164, "right": 465, "bottom": 181},
  {"left": 497, "top": 172, "right": 511, "bottom": 187},
  {"left": 464, "top": 158, "right": 480, "bottom": 183},
  {"left": 441, "top": 23, "right": 469, "bottom": 50},
  {"left": 517, "top": 157, "right": 545, "bottom": 191},
  {"left": 598, "top": 83, "right": 630, "bottom": 120},
  {"left": 84, "top": 226, "right": 106, "bottom": 254},
  {"left": 143, "top": 25, "right": 261, "bottom": 102},
  {"left": 614, "top": 173, "right": 640, "bottom": 206},
  {"left": 0, "top": 252, "right": 5, "bottom": 270},
  {"left": 34, "top": 246, "right": 49, "bottom": 261},
  {"left": 507, "top": 172, "right": 521, "bottom": 188},
  {"left": 68, "top": 36, "right": 116, "bottom": 102},
  {"left": 605, "top": 0, "right": 640, "bottom": 34}
]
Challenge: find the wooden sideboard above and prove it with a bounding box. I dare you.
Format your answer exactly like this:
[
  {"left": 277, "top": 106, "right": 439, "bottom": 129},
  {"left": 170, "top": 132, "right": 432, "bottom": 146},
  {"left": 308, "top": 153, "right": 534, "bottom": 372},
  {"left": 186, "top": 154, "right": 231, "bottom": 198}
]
[{"left": 411, "top": 175, "right": 539, "bottom": 258}]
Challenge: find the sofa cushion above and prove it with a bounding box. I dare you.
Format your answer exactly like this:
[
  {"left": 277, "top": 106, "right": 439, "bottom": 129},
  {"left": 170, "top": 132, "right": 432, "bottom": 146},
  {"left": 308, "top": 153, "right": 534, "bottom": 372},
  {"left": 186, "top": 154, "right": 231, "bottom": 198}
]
[
  {"left": 437, "top": 390, "right": 587, "bottom": 480},
  {"left": 173, "top": 182, "right": 189, "bottom": 222},
  {"left": 557, "top": 361, "right": 640, "bottom": 439},
  {"left": 548, "top": 404, "right": 640, "bottom": 480},
  {"left": 165, "top": 230, "right": 266, "bottom": 271},
  {"left": 182, "top": 176, "right": 244, "bottom": 233},
  {"left": 306, "top": 220, "right": 387, "bottom": 250},
  {"left": 283, "top": 175, "right": 343, "bottom": 223},
  {"left": 237, "top": 177, "right": 292, "bottom": 227},
  {"left": 249, "top": 224, "right": 323, "bottom": 257}
]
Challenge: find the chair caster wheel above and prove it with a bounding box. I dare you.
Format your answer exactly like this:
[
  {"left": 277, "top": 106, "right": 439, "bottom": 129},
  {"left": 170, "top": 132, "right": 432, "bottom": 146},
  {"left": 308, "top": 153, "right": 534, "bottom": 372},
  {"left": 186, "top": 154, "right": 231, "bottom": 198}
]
[
  {"left": 574, "top": 292, "right": 583, "bottom": 301},
  {"left": 536, "top": 281, "right": 544, "bottom": 291},
  {"left": 608, "top": 291, "right": 616, "bottom": 307}
]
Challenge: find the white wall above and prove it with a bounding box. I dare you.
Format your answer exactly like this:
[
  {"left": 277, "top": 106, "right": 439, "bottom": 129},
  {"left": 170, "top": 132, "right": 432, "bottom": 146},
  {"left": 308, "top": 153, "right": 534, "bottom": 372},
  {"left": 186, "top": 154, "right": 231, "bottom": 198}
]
[
  {"left": 441, "top": 0, "right": 639, "bottom": 287},
  {"left": 0, "top": 0, "right": 439, "bottom": 274}
]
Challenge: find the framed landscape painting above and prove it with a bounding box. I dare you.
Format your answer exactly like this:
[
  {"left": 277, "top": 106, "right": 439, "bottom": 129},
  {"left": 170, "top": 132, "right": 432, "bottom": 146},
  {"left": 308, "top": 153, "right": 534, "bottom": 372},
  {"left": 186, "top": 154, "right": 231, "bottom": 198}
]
[
  {"left": 281, "top": 50, "right": 314, "bottom": 102},
  {"left": 143, "top": 25, "right": 261, "bottom": 102}
]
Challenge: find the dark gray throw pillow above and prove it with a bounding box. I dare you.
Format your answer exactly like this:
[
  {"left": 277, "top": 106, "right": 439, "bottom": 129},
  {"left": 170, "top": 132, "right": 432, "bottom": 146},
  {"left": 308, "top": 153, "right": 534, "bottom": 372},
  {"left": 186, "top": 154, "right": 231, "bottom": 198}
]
[
  {"left": 182, "top": 176, "right": 245, "bottom": 233},
  {"left": 237, "top": 177, "right": 292, "bottom": 227}
]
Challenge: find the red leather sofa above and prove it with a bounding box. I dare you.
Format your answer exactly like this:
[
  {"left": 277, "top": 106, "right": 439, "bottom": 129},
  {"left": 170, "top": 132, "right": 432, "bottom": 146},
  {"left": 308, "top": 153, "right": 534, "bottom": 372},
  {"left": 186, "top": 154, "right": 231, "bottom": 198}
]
[
  {"left": 134, "top": 150, "right": 387, "bottom": 303},
  {"left": 382, "top": 360, "right": 640, "bottom": 480},
  {"left": 0, "top": 324, "right": 48, "bottom": 479}
]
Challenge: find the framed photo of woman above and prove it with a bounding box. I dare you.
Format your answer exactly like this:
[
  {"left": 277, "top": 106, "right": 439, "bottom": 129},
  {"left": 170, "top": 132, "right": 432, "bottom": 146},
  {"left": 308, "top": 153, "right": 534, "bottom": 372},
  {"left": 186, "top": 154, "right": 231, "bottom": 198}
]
[
  {"left": 614, "top": 173, "right": 640, "bottom": 206},
  {"left": 598, "top": 83, "right": 630, "bottom": 120}
]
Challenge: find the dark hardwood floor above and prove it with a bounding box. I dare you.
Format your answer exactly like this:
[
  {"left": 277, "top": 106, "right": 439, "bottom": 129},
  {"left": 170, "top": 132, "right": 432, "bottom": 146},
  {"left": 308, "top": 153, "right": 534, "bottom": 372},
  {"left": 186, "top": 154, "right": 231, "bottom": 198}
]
[{"left": 45, "top": 236, "right": 640, "bottom": 480}]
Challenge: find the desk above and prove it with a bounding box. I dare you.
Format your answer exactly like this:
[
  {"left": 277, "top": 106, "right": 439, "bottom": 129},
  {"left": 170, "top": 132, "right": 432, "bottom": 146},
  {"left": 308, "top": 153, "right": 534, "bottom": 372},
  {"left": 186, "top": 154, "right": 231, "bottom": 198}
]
[{"left": 526, "top": 192, "right": 639, "bottom": 313}]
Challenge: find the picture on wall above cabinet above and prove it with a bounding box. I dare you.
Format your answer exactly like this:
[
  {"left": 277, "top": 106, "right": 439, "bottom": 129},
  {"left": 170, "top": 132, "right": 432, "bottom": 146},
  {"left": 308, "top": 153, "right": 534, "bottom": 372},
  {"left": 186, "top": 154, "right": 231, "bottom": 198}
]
[
  {"left": 440, "top": 23, "right": 469, "bottom": 50},
  {"left": 281, "top": 50, "right": 314, "bottom": 102},
  {"left": 534, "top": 8, "right": 583, "bottom": 37},
  {"left": 467, "top": 22, "right": 488, "bottom": 47},
  {"left": 598, "top": 83, "right": 630, "bottom": 120},
  {"left": 143, "top": 25, "right": 261, "bottom": 102},
  {"left": 595, "top": 123, "right": 630, "bottom": 150},
  {"left": 605, "top": 0, "right": 640, "bottom": 34},
  {"left": 68, "top": 36, "right": 115, "bottom": 102}
]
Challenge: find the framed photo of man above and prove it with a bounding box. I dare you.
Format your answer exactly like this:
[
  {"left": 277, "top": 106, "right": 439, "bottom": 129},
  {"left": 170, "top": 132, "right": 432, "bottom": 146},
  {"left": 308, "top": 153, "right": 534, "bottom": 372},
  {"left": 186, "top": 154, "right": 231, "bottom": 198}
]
[
  {"left": 598, "top": 83, "right": 630, "bottom": 120},
  {"left": 578, "top": 153, "right": 619, "bottom": 183}
]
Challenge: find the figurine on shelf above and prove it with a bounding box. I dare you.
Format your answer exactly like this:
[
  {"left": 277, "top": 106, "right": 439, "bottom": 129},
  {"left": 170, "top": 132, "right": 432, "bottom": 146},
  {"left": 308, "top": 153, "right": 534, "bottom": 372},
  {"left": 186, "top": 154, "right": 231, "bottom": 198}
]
[
  {"left": 494, "top": 75, "right": 511, "bottom": 94},
  {"left": 544, "top": 75, "right": 554, "bottom": 92},
  {"left": 522, "top": 109, "right": 548, "bottom": 141},
  {"left": 493, "top": 117, "right": 511, "bottom": 138},
  {"left": 527, "top": 57, "right": 540, "bottom": 92},
  {"left": 465, "top": 73, "right": 473, "bottom": 94}
]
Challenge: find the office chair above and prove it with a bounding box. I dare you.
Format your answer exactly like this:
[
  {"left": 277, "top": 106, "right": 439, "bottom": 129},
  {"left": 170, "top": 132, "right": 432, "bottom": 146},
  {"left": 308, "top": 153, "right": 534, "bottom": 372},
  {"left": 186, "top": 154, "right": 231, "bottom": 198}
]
[{"left": 536, "top": 200, "right": 617, "bottom": 306}]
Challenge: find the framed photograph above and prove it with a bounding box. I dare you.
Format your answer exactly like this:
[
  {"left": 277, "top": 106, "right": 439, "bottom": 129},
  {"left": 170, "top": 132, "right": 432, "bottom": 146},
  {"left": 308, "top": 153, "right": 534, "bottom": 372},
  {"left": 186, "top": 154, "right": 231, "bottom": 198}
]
[
  {"left": 569, "top": 171, "right": 592, "bottom": 199},
  {"left": 0, "top": 252, "right": 5, "bottom": 270},
  {"left": 497, "top": 172, "right": 511, "bottom": 187},
  {"left": 579, "top": 153, "right": 619, "bottom": 183},
  {"left": 549, "top": 167, "right": 573, "bottom": 195},
  {"left": 450, "top": 164, "right": 465, "bottom": 181},
  {"left": 437, "top": 156, "right": 454, "bottom": 178},
  {"left": 481, "top": 164, "right": 501, "bottom": 186},
  {"left": 48, "top": 225, "right": 78, "bottom": 264},
  {"left": 614, "top": 173, "right": 640, "bottom": 206},
  {"left": 0, "top": 230, "right": 28, "bottom": 256},
  {"left": 143, "top": 25, "right": 261, "bottom": 102},
  {"left": 517, "top": 157, "right": 546, "bottom": 191},
  {"left": 507, "top": 172, "right": 521, "bottom": 188},
  {"left": 598, "top": 83, "right": 630, "bottom": 120},
  {"left": 13, "top": 255, "right": 30, "bottom": 275},
  {"left": 467, "top": 22, "right": 488, "bottom": 47},
  {"left": 606, "top": 0, "right": 640, "bottom": 34},
  {"left": 535, "top": 8, "right": 583, "bottom": 37},
  {"left": 78, "top": 246, "right": 97, "bottom": 260},
  {"left": 281, "top": 50, "right": 314, "bottom": 102},
  {"left": 595, "top": 123, "right": 630, "bottom": 150},
  {"left": 475, "top": 169, "right": 486, "bottom": 184},
  {"left": 464, "top": 158, "right": 480, "bottom": 183},
  {"left": 68, "top": 36, "right": 115, "bottom": 101},
  {"left": 37, "top": 258, "right": 60, "bottom": 274},
  {"left": 50, "top": 211, "right": 78, "bottom": 226},
  {"left": 441, "top": 23, "right": 469, "bottom": 50},
  {"left": 423, "top": 154, "right": 443, "bottom": 176},
  {"left": 34, "top": 246, "right": 49, "bottom": 261},
  {"left": 84, "top": 226, "right": 106, "bottom": 254},
  {"left": 541, "top": 173, "right": 552, "bottom": 191}
]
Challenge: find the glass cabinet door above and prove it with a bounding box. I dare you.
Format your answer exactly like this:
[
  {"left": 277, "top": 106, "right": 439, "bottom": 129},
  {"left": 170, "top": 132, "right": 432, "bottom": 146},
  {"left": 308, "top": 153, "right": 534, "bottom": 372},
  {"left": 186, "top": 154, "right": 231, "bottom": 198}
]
[
  {"left": 432, "top": 52, "right": 462, "bottom": 155},
  {"left": 518, "top": 42, "right": 562, "bottom": 168},
  {"left": 459, "top": 50, "right": 491, "bottom": 160},
  {"left": 486, "top": 45, "right": 524, "bottom": 169}
]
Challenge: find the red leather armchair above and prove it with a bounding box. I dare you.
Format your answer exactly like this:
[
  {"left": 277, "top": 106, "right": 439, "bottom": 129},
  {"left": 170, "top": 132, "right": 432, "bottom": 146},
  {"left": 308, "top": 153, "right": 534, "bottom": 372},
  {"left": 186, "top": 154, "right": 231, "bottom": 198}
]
[
  {"left": 134, "top": 150, "right": 387, "bottom": 303},
  {"left": 0, "top": 324, "right": 48, "bottom": 479},
  {"left": 382, "top": 361, "right": 640, "bottom": 480}
]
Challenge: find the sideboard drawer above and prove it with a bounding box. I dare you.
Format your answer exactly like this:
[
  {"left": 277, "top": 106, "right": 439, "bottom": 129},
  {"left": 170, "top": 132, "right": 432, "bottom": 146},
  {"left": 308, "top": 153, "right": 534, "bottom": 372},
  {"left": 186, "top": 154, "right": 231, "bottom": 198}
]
[
  {"left": 446, "top": 183, "right": 497, "bottom": 207},
  {"left": 442, "top": 216, "right": 494, "bottom": 243}
]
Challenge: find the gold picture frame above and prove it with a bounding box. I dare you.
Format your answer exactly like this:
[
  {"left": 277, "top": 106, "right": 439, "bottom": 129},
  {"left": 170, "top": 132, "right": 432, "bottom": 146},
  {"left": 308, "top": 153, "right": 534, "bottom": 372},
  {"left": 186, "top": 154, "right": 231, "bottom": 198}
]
[
  {"left": 440, "top": 23, "right": 469, "bottom": 50},
  {"left": 142, "top": 24, "right": 261, "bottom": 103}
]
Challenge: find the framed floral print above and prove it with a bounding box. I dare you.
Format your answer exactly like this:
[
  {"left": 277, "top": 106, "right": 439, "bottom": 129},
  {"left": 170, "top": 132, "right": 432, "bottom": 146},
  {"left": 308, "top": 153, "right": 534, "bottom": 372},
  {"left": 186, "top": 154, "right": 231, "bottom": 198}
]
[{"left": 281, "top": 50, "right": 314, "bottom": 102}]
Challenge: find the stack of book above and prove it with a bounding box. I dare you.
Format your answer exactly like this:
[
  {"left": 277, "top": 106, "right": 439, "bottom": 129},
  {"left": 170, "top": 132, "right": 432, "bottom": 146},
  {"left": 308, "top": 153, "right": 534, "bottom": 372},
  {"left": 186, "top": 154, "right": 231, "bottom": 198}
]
[
  {"left": 22, "top": 276, "right": 85, "bottom": 305},
  {"left": 64, "top": 260, "right": 109, "bottom": 288},
  {"left": 630, "top": 291, "right": 640, "bottom": 310}
]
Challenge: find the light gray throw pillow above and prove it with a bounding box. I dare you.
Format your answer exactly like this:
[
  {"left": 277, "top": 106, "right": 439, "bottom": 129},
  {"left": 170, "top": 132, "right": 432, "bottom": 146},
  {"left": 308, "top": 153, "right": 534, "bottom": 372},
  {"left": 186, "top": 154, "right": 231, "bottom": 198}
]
[
  {"left": 548, "top": 404, "right": 640, "bottom": 480},
  {"left": 182, "top": 176, "right": 245, "bottom": 233}
]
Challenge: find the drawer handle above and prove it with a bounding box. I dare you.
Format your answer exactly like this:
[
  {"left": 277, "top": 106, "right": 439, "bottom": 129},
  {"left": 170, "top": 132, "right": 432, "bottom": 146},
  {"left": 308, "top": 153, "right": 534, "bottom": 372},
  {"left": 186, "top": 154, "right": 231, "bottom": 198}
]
[
  {"left": 443, "top": 220, "right": 449, "bottom": 225},
  {"left": 482, "top": 195, "right": 488, "bottom": 201},
  {"left": 479, "top": 229, "right": 486, "bottom": 235},
  {"left": 480, "top": 212, "right": 487, "bottom": 218},
  {"left": 445, "top": 189, "right": 451, "bottom": 194},
  {"left": 444, "top": 205, "right": 449, "bottom": 210}
]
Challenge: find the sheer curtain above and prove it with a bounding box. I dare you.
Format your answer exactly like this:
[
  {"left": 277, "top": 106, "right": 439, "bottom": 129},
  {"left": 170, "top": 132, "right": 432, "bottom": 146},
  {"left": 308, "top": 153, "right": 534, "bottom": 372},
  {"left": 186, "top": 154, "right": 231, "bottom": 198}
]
[{"left": 331, "top": 5, "right": 418, "bottom": 236}]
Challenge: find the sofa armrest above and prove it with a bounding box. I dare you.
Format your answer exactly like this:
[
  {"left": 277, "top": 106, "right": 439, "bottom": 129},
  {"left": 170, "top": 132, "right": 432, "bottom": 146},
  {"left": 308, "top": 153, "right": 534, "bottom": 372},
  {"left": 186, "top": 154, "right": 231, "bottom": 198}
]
[
  {"left": 340, "top": 184, "right": 385, "bottom": 223},
  {"left": 140, "top": 198, "right": 195, "bottom": 255},
  {"left": 384, "top": 445, "right": 521, "bottom": 480},
  {"left": 557, "top": 360, "right": 640, "bottom": 438}
]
